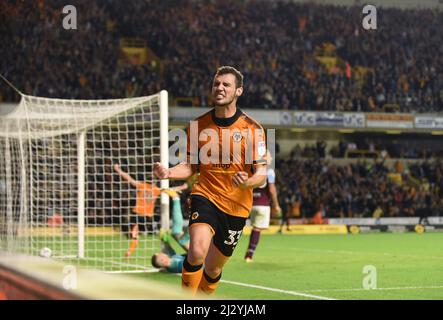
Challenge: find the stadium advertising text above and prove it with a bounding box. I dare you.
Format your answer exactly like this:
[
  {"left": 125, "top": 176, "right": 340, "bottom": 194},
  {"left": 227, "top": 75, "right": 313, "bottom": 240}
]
[
  {"left": 344, "top": 113, "right": 365, "bottom": 128},
  {"left": 366, "top": 114, "right": 414, "bottom": 129},
  {"left": 415, "top": 117, "right": 443, "bottom": 129},
  {"left": 293, "top": 112, "right": 365, "bottom": 128}
]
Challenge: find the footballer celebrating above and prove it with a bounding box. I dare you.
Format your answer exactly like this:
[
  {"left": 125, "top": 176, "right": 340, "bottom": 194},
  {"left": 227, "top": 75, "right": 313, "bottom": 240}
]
[{"left": 154, "top": 66, "right": 267, "bottom": 295}]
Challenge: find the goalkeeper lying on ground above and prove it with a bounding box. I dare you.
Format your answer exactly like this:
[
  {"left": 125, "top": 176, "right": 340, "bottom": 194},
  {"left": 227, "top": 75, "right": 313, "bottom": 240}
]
[
  {"left": 152, "top": 188, "right": 190, "bottom": 272},
  {"left": 151, "top": 240, "right": 186, "bottom": 273}
]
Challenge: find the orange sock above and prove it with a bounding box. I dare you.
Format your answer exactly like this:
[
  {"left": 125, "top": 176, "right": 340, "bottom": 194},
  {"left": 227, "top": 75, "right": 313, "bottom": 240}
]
[
  {"left": 181, "top": 257, "right": 203, "bottom": 296},
  {"left": 198, "top": 271, "right": 221, "bottom": 295},
  {"left": 126, "top": 239, "right": 138, "bottom": 257},
  {"left": 130, "top": 224, "right": 139, "bottom": 238}
]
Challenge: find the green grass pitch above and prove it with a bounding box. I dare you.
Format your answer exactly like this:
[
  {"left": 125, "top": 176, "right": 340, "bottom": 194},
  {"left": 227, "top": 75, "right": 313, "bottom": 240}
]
[
  {"left": 32, "top": 231, "right": 443, "bottom": 299},
  {"left": 134, "top": 232, "right": 443, "bottom": 300}
]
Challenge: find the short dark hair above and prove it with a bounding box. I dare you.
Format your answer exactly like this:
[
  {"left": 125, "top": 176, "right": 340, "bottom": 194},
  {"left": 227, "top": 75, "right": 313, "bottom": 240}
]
[
  {"left": 151, "top": 254, "right": 161, "bottom": 268},
  {"left": 214, "top": 66, "right": 244, "bottom": 88}
]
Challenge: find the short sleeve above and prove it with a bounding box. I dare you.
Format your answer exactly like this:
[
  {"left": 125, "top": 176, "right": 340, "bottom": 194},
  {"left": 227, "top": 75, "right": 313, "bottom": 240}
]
[
  {"left": 267, "top": 168, "right": 276, "bottom": 184},
  {"left": 253, "top": 126, "right": 267, "bottom": 165}
]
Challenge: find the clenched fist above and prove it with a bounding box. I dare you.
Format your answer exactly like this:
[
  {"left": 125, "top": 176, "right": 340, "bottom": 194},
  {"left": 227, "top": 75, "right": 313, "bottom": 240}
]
[
  {"left": 154, "top": 162, "right": 169, "bottom": 179},
  {"left": 232, "top": 171, "right": 249, "bottom": 189}
]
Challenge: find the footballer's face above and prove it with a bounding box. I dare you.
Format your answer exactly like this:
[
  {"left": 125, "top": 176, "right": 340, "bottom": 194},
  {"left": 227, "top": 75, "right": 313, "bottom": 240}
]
[
  {"left": 212, "top": 73, "right": 243, "bottom": 107},
  {"left": 155, "top": 253, "right": 170, "bottom": 268}
]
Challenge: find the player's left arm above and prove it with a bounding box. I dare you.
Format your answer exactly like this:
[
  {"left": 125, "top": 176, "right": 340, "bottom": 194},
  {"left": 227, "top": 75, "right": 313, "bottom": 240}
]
[
  {"left": 171, "top": 182, "right": 189, "bottom": 193},
  {"left": 267, "top": 169, "right": 281, "bottom": 213},
  {"left": 232, "top": 124, "right": 267, "bottom": 189},
  {"left": 268, "top": 183, "right": 281, "bottom": 214}
]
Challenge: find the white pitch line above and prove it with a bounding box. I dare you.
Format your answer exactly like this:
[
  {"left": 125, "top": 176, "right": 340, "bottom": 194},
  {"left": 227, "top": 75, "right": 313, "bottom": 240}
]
[
  {"left": 80, "top": 256, "right": 156, "bottom": 271},
  {"left": 106, "top": 269, "right": 159, "bottom": 274},
  {"left": 220, "top": 279, "right": 337, "bottom": 300},
  {"left": 172, "top": 274, "right": 336, "bottom": 300},
  {"left": 303, "top": 285, "right": 443, "bottom": 293}
]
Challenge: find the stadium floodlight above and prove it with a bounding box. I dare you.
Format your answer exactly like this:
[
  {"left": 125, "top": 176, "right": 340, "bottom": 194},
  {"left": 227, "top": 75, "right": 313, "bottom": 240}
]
[{"left": 0, "top": 91, "right": 169, "bottom": 272}]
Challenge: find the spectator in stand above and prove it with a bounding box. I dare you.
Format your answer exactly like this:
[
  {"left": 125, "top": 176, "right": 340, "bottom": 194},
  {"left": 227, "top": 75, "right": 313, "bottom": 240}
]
[{"left": 275, "top": 158, "right": 442, "bottom": 219}]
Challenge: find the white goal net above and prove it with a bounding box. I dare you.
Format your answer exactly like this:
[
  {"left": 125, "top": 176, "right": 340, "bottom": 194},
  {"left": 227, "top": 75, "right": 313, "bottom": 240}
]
[{"left": 0, "top": 91, "right": 169, "bottom": 272}]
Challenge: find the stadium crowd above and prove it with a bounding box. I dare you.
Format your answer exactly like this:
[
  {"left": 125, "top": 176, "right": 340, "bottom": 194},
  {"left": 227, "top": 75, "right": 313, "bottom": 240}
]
[
  {"left": 1, "top": 0, "right": 443, "bottom": 113},
  {"left": 291, "top": 139, "right": 443, "bottom": 159},
  {"left": 276, "top": 159, "right": 443, "bottom": 219},
  {"left": 2, "top": 0, "right": 442, "bottom": 224}
]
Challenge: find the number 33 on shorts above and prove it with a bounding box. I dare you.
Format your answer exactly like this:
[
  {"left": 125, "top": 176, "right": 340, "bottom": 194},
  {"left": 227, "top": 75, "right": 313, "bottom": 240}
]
[{"left": 224, "top": 230, "right": 243, "bottom": 246}]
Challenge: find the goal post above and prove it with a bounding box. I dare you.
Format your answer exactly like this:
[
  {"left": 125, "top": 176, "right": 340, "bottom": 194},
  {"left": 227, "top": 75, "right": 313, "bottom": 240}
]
[
  {"left": 0, "top": 91, "right": 170, "bottom": 272},
  {"left": 77, "top": 131, "right": 85, "bottom": 259},
  {"left": 159, "top": 90, "right": 170, "bottom": 232}
]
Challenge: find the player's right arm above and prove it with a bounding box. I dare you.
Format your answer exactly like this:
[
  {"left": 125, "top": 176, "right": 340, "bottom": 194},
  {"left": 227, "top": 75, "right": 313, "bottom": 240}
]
[{"left": 154, "top": 162, "right": 195, "bottom": 180}]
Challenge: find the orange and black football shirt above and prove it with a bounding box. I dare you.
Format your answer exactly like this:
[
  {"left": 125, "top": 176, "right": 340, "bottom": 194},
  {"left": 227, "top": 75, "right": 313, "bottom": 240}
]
[{"left": 186, "top": 108, "right": 266, "bottom": 218}]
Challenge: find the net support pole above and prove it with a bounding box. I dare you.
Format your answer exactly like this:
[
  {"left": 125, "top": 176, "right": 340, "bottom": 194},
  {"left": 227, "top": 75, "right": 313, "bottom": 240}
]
[
  {"left": 77, "top": 131, "right": 85, "bottom": 259},
  {"left": 18, "top": 133, "right": 29, "bottom": 253},
  {"left": 159, "top": 90, "right": 170, "bottom": 231},
  {"left": 4, "top": 138, "right": 13, "bottom": 252}
]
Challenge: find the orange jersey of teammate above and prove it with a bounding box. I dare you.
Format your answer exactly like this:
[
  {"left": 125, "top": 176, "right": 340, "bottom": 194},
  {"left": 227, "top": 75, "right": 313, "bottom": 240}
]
[
  {"left": 187, "top": 108, "right": 266, "bottom": 218},
  {"left": 133, "top": 183, "right": 161, "bottom": 217}
]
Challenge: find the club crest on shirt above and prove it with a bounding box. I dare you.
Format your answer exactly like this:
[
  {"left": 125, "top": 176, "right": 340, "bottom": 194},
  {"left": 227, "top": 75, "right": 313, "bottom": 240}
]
[{"left": 232, "top": 132, "right": 242, "bottom": 142}]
